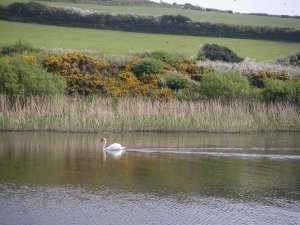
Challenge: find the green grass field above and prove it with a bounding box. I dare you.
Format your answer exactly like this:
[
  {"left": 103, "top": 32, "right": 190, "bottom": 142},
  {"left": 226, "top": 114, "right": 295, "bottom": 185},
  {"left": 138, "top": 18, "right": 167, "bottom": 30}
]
[
  {"left": 35, "top": 1, "right": 300, "bottom": 29},
  {"left": 1, "top": 20, "right": 299, "bottom": 61},
  {"left": 0, "top": 0, "right": 299, "bottom": 29}
]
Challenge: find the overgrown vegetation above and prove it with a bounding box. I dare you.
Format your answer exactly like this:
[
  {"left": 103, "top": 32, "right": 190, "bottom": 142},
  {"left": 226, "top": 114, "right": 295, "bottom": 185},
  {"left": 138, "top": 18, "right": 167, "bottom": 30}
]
[
  {"left": 1, "top": 42, "right": 299, "bottom": 104},
  {"left": 0, "top": 56, "right": 66, "bottom": 99},
  {"left": 198, "top": 72, "right": 251, "bottom": 101},
  {"left": 263, "top": 79, "right": 300, "bottom": 104},
  {"left": 1, "top": 95, "right": 299, "bottom": 132},
  {"left": 0, "top": 41, "right": 37, "bottom": 56},
  {"left": 0, "top": 42, "right": 299, "bottom": 132},
  {"left": 132, "top": 58, "right": 164, "bottom": 78}
]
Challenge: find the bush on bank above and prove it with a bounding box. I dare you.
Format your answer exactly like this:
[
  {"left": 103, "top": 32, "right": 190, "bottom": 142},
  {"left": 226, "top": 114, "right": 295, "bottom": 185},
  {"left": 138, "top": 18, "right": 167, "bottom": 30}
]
[
  {"left": 0, "top": 43, "right": 299, "bottom": 103},
  {"left": 132, "top": 58, "right": 164, "bottom": 78},
  {"left": 41, "top": 51, "right": 300, "bottom": 103},
  {"left": 263, "top": 79, "right": 300, "bottom": 104},
  {"left": 197, "top": 71, "right": 251, "bottom": 101},
  {"left": 0, "top": 56, "right": 66, "bottom": 99}
]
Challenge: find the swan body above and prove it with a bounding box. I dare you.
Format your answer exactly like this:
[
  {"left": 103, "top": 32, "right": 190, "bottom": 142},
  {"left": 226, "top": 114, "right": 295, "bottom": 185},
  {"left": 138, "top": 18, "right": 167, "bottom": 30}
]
[{"left": 100, "top": 138, "right": 126, "bottom": 157}]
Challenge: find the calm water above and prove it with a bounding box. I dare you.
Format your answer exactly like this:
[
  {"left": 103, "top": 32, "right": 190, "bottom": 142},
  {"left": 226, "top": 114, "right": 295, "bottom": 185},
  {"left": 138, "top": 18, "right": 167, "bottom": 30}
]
[{"left": 0, "top": 131, "right": 300, "bottom": 225}]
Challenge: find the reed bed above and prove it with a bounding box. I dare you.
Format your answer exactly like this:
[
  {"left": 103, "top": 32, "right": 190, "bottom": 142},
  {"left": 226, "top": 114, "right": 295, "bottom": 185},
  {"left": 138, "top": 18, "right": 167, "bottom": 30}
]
[{"left": 0, "top": 95, "right": 299, "bottom": 133}]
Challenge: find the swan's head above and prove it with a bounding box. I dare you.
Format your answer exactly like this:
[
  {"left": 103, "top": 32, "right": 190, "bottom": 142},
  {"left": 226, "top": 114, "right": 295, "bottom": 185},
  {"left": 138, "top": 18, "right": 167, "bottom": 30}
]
[{"left": 100, "top": 138, "right": 106, "bottom": 143}]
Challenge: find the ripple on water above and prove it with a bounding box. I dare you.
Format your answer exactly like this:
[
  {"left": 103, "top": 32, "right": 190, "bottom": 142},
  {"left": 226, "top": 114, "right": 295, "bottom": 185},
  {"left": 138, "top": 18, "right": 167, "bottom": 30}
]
[
  {"left": 126, "top": 147, "right": 300, "bottom": 160},
  {"left": 0, "top": 184, "right": 299, "bottom": 225}
]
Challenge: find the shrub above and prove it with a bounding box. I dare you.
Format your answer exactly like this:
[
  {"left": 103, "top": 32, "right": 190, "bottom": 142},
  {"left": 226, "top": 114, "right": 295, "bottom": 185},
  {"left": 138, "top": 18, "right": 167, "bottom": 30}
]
[
  {"left": 198, "top": 71, "right": 251, "bottom": 101},
  {"left": 43, "top": 52, "right": 111, "bottom": 76},
  {"left": 197, "top": 44, "right": 244, "bottom": 63},
  {"left": 276, "top": 56, "right": 289, "bottom": 66},
  {"left": 43, "top": 52, "right": 113, "bottom": 95},
  {"left": 276, "top": 50, "right": 300, "bottom": 67},
  {"left": 0, "top": 41, "right": 37, "bottom": 56},
  {"left": 150, "top": 51, "right": 186, "bottom": 66},
  {"left": 132, "top": 58, "right": 164, "bottom": 78},
  {"left": 162, "top": 72, "right": 190, "bottom": 91},
  {"left": 247, "top": 70, "right": 291, "bottom": 88},
  {"left": 289, "top": 50, "right": 300, "bottom": 66},
  {"left": 174, "top": 58, "right": 212, "bottom": 81},
  {"left": 262, "top": 79, "right": 300, "bottom": 104},
  {"left": 20, "top": 54, "right": 37, "bottom": 64},
  {"left": 0, "top": 57, "right": 66, "bottom": 98},
  {"left": 155, "top": 88, "right": 174, "bottom": 101}
]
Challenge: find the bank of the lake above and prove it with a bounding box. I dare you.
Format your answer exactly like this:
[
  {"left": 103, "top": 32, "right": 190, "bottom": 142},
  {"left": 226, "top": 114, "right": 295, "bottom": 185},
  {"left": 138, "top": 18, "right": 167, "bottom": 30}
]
[{"left": 1, "top": 95, "right": 299, "bottom": 133}]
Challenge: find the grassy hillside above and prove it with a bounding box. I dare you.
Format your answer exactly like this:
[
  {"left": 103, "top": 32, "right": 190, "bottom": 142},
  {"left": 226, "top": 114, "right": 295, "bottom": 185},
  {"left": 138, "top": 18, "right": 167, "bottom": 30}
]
[
  {"left": 0, "top": 0, "right": 299, "bottom": 29},
  {"left": 0, "top": 0, "right": 159, "bottom": 5},
  {"left": 1, "top": 20, "right": 299, "bottom": 61},
  {"left": 36, "top": 1, "right": 300, "bottom": 29}
]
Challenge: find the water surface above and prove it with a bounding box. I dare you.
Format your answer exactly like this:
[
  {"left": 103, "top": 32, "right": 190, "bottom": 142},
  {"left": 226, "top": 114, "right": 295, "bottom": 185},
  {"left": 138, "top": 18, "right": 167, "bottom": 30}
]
[{"left": 0, "top": 131, "right": 299, "bottom": 224}]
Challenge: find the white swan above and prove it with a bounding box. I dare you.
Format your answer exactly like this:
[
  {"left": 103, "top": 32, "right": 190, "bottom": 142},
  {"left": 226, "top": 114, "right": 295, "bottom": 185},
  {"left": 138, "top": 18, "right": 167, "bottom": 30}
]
[{"left": 100, "top": 138, "right": 126, "bottom": 157}]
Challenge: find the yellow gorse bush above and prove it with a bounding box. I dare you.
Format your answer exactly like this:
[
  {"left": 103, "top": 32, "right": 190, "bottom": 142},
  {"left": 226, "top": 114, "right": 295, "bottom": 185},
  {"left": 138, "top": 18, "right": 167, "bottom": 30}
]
[
  {"left": 248, "top": 70, "right": 291, "bottom": 88},
  {"left": 20, "top": 54, "right": 37, "bottom": 64},
  {"left": 175, "top": 59, "right": 212, "bottom": 81},
  {"left": 43, "top": 52, "right": 112, "bottom": 95},
  {"left": 43, "top": 52, "right": 109, "bottom": 76},
  {"left": 124, "top": 57, "right": 142, "bottom": 72},
  {"left": 255, "top": 70, "right": 290, "bottom": 80},
  {"left": 119, "top": 71, "right": 139, "bottom": 87},
  {"left": 156, "top": 88, "right": 175, "bottom": 101},
  {"left": 42, "top": 52, "right": 211, "bottom": 100}
]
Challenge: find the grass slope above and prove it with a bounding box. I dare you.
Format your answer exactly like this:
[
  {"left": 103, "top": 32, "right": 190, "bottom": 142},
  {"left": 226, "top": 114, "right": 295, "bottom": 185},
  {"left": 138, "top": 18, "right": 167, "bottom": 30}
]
[
  {"left": 0, "top": 0, "right": 299, "bottom": 29},
  {"left": 39, "top": 1, "right": 300, "bottom": 29},
  {"left": 1, "top": 20, "right": 299, "bottom": 61}
]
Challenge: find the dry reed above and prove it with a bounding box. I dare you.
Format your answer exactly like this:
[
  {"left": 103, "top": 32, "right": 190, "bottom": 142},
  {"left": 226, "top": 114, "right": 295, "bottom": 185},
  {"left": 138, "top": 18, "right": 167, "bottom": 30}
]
[{"left": 0, "top": 95, "right": 299, "bottom": 133}]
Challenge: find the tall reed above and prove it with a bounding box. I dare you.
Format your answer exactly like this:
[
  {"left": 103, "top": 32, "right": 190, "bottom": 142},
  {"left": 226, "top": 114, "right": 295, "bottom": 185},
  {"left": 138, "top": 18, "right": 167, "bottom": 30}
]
[{"left": 0, "top": 95, "right": 299, "bottom": 132}]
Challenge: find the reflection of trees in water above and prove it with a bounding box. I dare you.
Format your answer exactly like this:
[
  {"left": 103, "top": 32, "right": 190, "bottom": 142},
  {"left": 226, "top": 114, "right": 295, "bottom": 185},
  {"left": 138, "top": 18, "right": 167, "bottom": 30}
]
[{"left": 0, "top": 131, "right": 299, "bottom": 201}]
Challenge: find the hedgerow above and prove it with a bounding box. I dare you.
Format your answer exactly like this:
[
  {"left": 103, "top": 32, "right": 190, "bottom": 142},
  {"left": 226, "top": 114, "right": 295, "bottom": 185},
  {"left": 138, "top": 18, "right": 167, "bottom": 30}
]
[{"left": 1, "top": 2, "right": 299, "bottom": 42}]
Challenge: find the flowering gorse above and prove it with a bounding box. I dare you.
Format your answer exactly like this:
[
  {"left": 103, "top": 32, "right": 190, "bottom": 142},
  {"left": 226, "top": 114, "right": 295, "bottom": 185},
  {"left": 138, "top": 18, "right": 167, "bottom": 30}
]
[
  {"left": 39, "top": 52, "right": 300, "bottom": 102},
  {"left": 42, "top": 52, "right": 211, "bottom": 100}
]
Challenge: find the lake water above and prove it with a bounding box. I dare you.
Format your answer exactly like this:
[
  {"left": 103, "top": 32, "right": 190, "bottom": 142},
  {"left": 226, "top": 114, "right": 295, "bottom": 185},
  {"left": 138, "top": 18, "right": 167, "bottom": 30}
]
[{"left": 0, "top": 131, "right": 299, "bottom": 225}]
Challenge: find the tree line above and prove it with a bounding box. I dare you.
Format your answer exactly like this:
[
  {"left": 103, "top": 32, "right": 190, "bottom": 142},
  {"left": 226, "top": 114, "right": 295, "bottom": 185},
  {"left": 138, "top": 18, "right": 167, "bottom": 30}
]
[{"left": 1, "top": 2, "right": 299, "bottom": 42}]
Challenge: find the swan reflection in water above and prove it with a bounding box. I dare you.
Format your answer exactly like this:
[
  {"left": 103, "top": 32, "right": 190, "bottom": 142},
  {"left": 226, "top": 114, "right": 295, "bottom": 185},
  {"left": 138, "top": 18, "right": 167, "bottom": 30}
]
[{"left": 100, "top": 138, "right": 126, "bottom": 161}]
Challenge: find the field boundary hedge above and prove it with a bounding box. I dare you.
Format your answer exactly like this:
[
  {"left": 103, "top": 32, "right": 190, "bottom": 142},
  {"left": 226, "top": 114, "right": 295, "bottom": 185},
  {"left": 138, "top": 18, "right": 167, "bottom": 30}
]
[{"left": 0, "top": 2, "right": 299, "bottom": 42}]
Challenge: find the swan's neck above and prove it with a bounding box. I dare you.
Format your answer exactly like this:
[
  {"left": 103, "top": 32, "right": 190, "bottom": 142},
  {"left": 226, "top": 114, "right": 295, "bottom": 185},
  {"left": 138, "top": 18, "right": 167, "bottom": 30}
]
[{"left": 101, "top": 139, "right": 107, "bottom": 150}]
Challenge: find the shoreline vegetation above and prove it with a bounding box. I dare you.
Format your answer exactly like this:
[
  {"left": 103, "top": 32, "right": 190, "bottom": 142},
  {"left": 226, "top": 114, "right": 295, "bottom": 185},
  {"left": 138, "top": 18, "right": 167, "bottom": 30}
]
[
  {"left": 0, "top": 40, "right": 299, "bottom": 133},
  {"left": 0, "top": 95, "right": 299, "bottom": 133}
]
